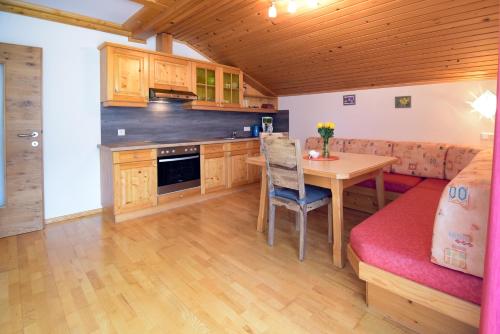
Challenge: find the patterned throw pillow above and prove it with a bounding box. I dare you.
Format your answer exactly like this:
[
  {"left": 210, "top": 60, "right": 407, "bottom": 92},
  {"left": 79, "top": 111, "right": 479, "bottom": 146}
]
[{"left": 431, "top": 149, "right": 492, "bottom": 277}]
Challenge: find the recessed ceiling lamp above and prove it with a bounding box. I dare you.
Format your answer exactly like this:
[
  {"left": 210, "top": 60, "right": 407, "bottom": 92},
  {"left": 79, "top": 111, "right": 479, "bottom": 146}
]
[
  {"left": 288, "top": 0, "right": 298, "bottom": 13},
  {"left": 268, "top": 1, "right": 277, "bottom": 18}
]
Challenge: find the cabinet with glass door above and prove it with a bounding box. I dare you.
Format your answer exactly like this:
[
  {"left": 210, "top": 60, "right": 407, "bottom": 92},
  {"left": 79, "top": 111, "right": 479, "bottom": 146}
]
[
  {"left": 221, "top": 69, "right": 243, "bottom": 108},
  {"left": 192, "top": 63, "right": 218, "bottom": 107}
]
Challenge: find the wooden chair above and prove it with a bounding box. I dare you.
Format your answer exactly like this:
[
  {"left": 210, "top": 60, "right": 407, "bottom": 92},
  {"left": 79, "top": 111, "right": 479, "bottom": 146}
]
[{"left": 261, "top": 137, "right": 332, "bottom": 261}]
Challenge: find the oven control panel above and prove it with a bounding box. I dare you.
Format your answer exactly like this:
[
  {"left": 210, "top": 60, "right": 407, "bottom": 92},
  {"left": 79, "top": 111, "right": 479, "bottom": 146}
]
[{"left": 157, "top": 145, "right": 199, "bottom": 157}]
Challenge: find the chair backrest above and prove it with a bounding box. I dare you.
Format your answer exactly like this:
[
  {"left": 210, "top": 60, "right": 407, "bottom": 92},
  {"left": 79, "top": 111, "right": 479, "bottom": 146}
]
[
  {"left": 260, "top": 132, "right": 287, "bottom": 153},
  {"left": 261, "top": 137, "right": 305, "bottom": 199}
]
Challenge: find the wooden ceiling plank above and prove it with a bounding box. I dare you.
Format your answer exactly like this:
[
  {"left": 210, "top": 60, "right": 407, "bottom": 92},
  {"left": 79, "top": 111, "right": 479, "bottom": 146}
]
[
  {"left": 0, "top": 0, "right": 133, "bottom": 38},
  {"left": 218, "top": 8, "right": 497, "bottom": 81},
  {"left": 277, "top": 73, "right": 498, "bottom": 95},
  {"left": 208, "top": 0, "right": 497, "bottom": 62},
  {"left": 247, "top": 35, "right": 500, "bottom": 74},
  {"left": 275, "top": 70, "right": 498, "bottom": 94},
  {"left": 270, "top": 64, "right": 499, "bottom": 90}
]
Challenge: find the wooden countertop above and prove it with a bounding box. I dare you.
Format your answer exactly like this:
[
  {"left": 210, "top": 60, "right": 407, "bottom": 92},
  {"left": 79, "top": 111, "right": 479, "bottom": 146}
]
[{"left": 99, "top": 137, "right": 260, "bottom": 152}]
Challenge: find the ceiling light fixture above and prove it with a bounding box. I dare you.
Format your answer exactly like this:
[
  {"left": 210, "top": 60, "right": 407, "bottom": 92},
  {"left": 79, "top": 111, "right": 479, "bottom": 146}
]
[
  {"left": 288, "top": 0, "right": 298, "bottom": 13},
  {"left": 268, "top": 1, "right": 277, "bottom": 18}
]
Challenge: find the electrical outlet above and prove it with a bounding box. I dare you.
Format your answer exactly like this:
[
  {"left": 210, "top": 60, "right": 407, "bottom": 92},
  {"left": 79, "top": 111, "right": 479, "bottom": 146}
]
[
  {"left": 117, "top": 129, "right": 126, "bottom": 136},
  {"left": 243, "top": 126, "right": 251, "bottom": 132}
]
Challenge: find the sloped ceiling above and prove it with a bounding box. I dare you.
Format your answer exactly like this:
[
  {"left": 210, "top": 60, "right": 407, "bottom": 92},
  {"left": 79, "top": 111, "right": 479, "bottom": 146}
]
[{"left": 125, "top": 0, "right": 499, "bottom": 96}]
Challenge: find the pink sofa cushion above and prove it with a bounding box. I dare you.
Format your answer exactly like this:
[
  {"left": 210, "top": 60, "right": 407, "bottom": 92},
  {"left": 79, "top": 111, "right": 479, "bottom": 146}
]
[
  {"left": 391, "top": 142, "right": 448, "bottom": 179},
  {"left": 357, "top": 172, "right": 423, "bottom": 193},
  {"left": 344, "top": 139, "right": 394, "bottom": 172},
  {"left": 305, "top": 137, "right": 323, "bottom": 151},
  {"left": 444, "top": 146, "right": 481, "bottom": 180},
  {"left": 328, "top": 138, "right": 345, "bottom": 152},
  {"left": 350, "top": 179, "right": 482, "bottom": 305}
]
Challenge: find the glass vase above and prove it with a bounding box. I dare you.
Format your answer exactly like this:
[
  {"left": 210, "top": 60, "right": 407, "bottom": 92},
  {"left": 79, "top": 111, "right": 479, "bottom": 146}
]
[{"left": 322, "top": 137, "right": 329, "bottom": 158}]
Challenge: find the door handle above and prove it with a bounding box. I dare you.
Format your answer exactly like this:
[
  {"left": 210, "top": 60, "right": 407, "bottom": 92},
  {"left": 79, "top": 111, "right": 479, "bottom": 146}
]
[{"left": 17, "top": 131, "right": 39, "bottom": 138}]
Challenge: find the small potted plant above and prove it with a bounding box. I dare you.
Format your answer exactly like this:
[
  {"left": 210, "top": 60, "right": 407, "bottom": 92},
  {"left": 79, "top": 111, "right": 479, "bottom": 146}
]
[{"left": 317, "top": 122, "right": 335, "bottom": 158}]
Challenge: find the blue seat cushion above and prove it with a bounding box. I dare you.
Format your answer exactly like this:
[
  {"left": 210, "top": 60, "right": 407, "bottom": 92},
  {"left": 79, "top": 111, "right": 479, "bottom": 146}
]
[{"left": 272, "top": 185, "right": 331, "bottom": 205}]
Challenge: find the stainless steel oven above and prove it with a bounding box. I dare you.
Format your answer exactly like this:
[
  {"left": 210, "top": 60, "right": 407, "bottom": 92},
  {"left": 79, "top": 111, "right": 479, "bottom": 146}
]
[{"left": 157, "top": 145, "right": 200, "bottom": 194}]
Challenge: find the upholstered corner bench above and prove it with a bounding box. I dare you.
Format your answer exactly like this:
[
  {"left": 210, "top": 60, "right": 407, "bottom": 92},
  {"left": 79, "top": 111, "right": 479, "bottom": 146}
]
[
  {"left": 305, "top": 137, "right": 485, "bottom": 333},
  {"left": 305, "top": 137, "right": 481, "bottom": 213}
]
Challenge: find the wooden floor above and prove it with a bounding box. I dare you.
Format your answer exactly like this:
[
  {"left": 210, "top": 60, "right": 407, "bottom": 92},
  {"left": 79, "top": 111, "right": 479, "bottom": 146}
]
[{"left": 0, "top": 186, "right": 413, "bottom": 334}]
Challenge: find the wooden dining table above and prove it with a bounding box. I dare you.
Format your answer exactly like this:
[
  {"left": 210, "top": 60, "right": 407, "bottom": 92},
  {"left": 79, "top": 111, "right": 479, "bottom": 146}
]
[{"left": 247, "top": 152, "right": 398, "bottom": 268}]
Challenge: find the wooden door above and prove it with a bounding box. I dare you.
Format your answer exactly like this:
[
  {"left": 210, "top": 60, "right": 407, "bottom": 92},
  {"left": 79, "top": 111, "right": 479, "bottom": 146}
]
[
  {"left": 202, "top": 153, "right": 227, "bottom": 193},
  {"left": 0, "top": 43, "right": 43, "bottom": 237},
  {"left": 149, "top": 55, "right": 192, "bottom": 92},
  {"left": 114, "top": 160, "right": 157, "bottom": 214},
  {"left": 112, "top": 47, "right": 148, "bottom": 103},
  {"left": 230, "top": 151, "right": 249, "bottom": 187}
]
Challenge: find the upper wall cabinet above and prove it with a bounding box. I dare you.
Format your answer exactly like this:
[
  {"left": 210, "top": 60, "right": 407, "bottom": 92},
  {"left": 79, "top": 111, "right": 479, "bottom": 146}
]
[
  {"left": 193, "top": 63, "right": 219, "bottom": 107},
  {"left": 100, "top": 45, "right": 149, "bottom": 107},
  {"left": 98, "top": 42, "right": 274, "bottom": 111},
  {"left": 149, "top": 54, "right": 193, "bottom": 92},
  {"left": 221, "top": 68, "right": 243, "bottom": 108},
  {"left": 187, "top": 62, "right": 244, "bottom": 110}
]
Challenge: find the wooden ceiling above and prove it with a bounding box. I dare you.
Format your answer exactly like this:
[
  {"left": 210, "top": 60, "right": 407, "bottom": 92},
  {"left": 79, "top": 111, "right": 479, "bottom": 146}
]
[
  {"left": 124, "top": 0, "right": 499, "bottom": 95},
  {"left": 2, "top": 0, "right": 498, "bottom": 95}
]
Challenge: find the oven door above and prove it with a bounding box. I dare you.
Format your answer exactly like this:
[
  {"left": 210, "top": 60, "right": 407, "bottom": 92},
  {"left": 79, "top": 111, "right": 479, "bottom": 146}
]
[{"left": 157, "top": 153, "right": 201, "bottom": 194}]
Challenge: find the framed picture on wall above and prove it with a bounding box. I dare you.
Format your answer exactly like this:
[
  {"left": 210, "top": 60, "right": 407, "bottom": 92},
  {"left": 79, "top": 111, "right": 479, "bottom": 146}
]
[
  {"left": 343, "top": 94, "right": 356, "bottom": 106},
  {"left": 395, "top": 96, "right": 412, "bottom": 108}
]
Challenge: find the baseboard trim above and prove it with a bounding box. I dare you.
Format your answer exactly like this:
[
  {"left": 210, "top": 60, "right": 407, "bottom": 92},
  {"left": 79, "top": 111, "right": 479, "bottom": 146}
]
[{"left": 45, "top": 208, "right": 103, "bottom": 225}]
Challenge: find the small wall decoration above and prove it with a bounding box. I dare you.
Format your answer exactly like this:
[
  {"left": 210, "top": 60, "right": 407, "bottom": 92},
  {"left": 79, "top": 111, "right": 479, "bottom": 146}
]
[
  {"left": 343, "top": 94, "right": 356, "bottom": 106},
  {"left": 395, "top": 96, "right": 412, "bottom": 108}
]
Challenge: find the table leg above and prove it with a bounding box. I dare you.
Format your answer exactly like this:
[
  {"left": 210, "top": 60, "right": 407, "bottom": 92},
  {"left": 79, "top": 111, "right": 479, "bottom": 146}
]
[
  {"left": 331, "top": 179, "right": 345, "bottom": 268},
  {"left": 257, "top": 167, "right": 268, "bottom": 232},
  {"left": 375, "top": 170, "right": 386, "bottom": 210}
]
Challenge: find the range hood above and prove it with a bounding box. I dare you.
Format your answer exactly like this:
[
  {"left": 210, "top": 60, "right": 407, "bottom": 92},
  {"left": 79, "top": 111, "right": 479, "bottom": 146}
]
[{"left": 149, "top": 88, "right": 197, "bottom": 103}]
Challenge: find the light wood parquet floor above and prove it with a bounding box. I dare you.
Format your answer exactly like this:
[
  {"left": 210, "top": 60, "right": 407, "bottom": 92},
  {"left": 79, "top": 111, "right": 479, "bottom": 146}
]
[{"left": 0, "top": 186, "right": 413, "bottom": 334}]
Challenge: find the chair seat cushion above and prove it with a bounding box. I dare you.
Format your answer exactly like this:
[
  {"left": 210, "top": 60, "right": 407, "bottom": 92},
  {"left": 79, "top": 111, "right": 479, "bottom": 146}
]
[
  {"left": 272, "top": 185, "right": 331, "bottom": 204},
  {"left": 357, "top": 172, "right": 423, "bottom": 193}
]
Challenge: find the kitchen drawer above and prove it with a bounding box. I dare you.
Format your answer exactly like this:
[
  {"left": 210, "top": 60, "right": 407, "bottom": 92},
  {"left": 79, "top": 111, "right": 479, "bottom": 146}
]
[
  {"left": 113, "top": 149, "right": 156, "bottom": 164},
  {"left": 228, "top": 141, "right": 248, "bottom": 152},
  {"left": 201, "top": 144, "right": 225, "bottom": 154}
]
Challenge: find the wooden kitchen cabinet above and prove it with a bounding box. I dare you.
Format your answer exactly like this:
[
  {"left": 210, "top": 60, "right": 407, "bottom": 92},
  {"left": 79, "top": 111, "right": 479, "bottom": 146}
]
[
  {"left": 221, "top": 68, "right": 243, "bottom": 108},
  {"left": 113, "top": 159, "right": 157, "bottom": 214},
  {"left": 201, "top": 152, "right": 227, "bottom": 194},
  {"left": 228, "top": 150, "right": 248, "bottom": 187},
  {"left": 192, "top": 63, "right": 219, "bottom": 107},
  {"left": 149, "top": 54, "right": 193, "bottom": 92},
  {"left": 100, "top": 44, "right": 149, "bottom": 107},
  {"left": 247, "top": 149, "right": 261, "bottom": 183}
]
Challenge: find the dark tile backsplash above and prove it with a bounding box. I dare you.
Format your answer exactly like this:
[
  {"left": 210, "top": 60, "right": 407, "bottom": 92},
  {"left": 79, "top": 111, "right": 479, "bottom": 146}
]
[{"left": 101, "top": 102, "right": 289, "bottom": 144}]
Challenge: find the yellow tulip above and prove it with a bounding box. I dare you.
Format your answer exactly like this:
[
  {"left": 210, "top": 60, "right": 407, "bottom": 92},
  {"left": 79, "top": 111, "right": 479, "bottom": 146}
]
[
  {"left": 331, "top": 122, "right": 336, "bottom": 129},
  {"left": 317, "top": 122, "right": 323, "bottom": 128}
]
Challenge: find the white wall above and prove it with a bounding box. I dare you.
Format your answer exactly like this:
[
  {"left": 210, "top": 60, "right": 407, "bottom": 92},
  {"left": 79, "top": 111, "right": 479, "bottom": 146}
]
[
  {"left": 280, "top": 80, "right": 497, "bottom": 147},
  {"left": 0, "top": 12, "right": 207, "bottom": 219}
]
